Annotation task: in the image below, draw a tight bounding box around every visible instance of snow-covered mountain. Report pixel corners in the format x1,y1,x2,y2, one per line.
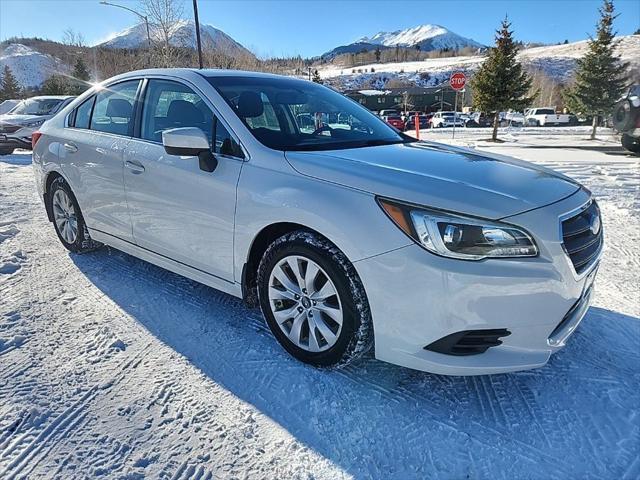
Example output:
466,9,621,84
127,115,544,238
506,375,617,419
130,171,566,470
359,24,483,50
97,20,252,57
0,43,68,88
322,23,483,59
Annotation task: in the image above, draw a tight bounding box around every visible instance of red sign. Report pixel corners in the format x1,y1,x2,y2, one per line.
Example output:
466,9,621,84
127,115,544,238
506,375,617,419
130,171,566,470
449,72,466,91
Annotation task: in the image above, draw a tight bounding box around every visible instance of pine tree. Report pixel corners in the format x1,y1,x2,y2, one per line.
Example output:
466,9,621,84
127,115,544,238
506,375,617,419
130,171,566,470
68,57,91,95
40,75,68,95
563,0,628,139
72,57,90,82
374,46,381,63
470,17,535,141
311,69,323,84
0,65,22,101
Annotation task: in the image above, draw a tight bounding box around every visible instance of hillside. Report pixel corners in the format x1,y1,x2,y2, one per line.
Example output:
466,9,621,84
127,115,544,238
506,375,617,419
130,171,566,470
0,43,68,88
319,35,640,90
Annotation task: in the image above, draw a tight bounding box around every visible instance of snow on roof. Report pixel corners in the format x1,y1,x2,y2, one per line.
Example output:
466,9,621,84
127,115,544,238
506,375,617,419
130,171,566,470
357,89,392,96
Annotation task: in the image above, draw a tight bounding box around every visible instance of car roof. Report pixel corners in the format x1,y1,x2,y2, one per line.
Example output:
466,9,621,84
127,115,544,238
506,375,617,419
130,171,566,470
26,95,75,100
113,68,300,82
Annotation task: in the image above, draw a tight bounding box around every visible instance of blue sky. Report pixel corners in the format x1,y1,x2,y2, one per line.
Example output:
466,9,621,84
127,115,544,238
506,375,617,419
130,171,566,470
1,0,638,57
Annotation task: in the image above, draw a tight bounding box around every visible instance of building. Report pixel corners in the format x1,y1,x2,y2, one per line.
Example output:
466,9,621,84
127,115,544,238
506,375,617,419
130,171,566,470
344,86,459,113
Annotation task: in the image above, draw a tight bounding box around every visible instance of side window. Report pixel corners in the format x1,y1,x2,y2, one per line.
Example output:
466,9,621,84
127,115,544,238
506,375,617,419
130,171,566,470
73,96,95,129
90,80,140,136
141,79,213,144
214,118,243,158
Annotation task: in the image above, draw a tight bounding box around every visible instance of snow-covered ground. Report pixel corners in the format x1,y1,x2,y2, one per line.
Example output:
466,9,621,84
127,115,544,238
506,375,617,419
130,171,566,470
1,130,639,479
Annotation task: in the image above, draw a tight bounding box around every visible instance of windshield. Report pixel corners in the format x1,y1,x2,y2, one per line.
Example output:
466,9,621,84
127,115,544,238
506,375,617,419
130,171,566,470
10,98,64,116
206,75,411,151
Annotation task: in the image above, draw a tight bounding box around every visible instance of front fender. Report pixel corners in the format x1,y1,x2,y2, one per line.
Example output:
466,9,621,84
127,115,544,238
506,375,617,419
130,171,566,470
233,160,411,279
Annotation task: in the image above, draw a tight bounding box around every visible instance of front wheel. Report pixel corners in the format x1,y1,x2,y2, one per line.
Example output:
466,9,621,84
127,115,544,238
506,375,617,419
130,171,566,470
621,134,640,154
47,176,101,253
257,231,372,367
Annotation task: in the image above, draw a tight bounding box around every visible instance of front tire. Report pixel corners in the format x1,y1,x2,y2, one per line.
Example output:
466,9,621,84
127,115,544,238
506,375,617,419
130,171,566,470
621,134,640,154
257,231,372,368
47,176,101,253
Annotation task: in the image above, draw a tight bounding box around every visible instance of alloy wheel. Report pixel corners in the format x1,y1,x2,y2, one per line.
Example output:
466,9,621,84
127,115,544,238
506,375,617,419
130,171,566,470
52,189,78,244
268,255,343,352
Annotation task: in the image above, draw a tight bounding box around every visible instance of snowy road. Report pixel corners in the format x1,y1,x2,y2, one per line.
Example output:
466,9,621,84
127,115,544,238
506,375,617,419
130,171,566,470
1,133,639,479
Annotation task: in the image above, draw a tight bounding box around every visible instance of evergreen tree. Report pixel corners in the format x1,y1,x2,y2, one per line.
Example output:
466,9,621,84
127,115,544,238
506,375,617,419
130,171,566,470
374,46,381,63
470,17,535,141
563,0,628,139
0,65,22,101
311,69,323,84
40,75,69,95
72,57,90,82
67,57,91,95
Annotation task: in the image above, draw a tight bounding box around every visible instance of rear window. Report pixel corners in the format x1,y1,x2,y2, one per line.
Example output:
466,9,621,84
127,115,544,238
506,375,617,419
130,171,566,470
536,109,555,115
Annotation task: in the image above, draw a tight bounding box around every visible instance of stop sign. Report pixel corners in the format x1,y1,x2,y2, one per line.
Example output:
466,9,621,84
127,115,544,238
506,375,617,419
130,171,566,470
450,72,466,91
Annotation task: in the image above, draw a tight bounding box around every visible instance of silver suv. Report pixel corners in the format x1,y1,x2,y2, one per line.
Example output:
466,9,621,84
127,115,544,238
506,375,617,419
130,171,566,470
0,95,75,155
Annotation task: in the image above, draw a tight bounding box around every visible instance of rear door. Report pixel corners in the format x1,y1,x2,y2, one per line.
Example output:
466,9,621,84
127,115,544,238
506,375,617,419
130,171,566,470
59,79,141,242
123,78,245,281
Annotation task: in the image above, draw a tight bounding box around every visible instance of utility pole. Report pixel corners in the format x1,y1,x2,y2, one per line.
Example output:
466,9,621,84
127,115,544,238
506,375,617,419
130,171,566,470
192,0,204,69
99,1,152,66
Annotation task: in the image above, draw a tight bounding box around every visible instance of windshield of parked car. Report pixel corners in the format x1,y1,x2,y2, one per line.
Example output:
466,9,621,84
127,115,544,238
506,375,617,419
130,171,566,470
206,75,412,151
9,98,64,116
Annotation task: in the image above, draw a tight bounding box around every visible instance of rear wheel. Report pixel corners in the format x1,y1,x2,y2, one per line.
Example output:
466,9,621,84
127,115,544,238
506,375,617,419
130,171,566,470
257,231,372,367
47,176,101,253
621,134,640,154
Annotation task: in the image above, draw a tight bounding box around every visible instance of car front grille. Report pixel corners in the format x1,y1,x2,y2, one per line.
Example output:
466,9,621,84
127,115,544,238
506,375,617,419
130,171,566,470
0,124,21,134
561,201,603,274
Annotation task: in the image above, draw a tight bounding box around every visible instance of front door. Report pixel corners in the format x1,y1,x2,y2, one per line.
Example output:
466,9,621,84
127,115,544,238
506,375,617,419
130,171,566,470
123,78,245,282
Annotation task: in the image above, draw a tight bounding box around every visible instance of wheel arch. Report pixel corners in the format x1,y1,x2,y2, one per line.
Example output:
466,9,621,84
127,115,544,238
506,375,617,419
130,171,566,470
43,170,66,222
242,222,327,306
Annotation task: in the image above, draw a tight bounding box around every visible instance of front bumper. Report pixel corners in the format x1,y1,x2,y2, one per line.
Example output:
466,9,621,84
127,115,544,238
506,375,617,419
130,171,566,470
0,126,36,150
354,189,601,375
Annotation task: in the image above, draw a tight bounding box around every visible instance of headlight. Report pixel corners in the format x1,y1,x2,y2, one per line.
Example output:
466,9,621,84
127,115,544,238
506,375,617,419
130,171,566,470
24,119,45,128
378,198,538,260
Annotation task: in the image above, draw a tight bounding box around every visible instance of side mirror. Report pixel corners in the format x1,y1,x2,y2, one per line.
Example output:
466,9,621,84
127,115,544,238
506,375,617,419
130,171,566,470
162,127,217,172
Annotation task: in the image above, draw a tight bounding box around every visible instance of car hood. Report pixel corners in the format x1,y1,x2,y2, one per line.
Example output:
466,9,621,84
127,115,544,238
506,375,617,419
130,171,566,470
285,141,580,219
0,114,45,125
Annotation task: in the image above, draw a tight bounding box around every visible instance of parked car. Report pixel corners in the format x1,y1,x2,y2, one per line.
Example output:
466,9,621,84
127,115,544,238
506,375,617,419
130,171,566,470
612,84,640,154
0,99,20,115
384,115,405,130
0,95,75,155
402,110,419,121
430,111,465,128
524,108,572,126
32,69,602,375
403,114,431,130
465,112,493,128
499,111,525,127
378,109,399,117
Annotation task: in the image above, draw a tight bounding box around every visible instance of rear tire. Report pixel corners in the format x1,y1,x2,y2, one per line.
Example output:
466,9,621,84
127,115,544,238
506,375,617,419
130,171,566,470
47,176,101,253
257,231,372,368
621,134,640,154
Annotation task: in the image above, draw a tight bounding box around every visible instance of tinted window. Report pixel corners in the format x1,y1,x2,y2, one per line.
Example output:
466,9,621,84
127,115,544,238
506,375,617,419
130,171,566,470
73,96,95,129
214,118,243,158
537,109,555,115
90,80,140,136
207,75,409,151
141,79,213,143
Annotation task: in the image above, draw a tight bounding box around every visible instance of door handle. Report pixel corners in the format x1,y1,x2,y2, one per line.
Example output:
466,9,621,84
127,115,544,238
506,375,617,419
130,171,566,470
63,142,78,153
125,160,145,174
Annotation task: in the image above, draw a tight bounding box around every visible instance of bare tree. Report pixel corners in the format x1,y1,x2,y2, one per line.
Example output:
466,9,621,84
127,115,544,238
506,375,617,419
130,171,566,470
62,28,85,47
140,0,185,67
